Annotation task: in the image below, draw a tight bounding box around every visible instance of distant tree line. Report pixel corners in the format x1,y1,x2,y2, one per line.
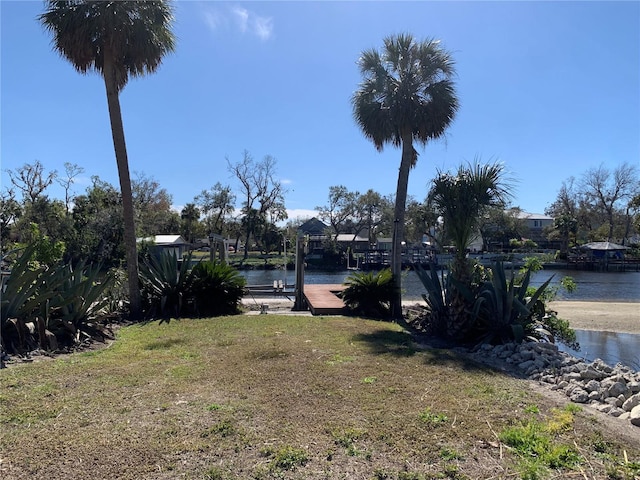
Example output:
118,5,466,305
0,152,287,268
545,162,640,255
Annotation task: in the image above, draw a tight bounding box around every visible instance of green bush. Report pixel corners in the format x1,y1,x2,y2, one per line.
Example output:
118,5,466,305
189,261,246,317
341,269,397,319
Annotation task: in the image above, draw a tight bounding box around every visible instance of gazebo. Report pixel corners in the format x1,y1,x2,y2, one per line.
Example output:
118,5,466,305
579,241,630,270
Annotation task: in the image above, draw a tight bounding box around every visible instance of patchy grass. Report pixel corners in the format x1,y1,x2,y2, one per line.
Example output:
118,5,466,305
1,315,639,479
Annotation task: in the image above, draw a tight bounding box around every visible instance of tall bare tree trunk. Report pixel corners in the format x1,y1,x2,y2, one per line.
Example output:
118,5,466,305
103,58,141,319
390,132,414,319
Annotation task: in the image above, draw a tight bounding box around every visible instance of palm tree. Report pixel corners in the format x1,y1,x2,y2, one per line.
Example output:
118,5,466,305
428,161,513,339
39,1,176,318
352,33,458,319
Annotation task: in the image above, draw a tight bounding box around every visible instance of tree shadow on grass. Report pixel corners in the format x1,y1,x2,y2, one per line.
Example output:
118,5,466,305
351,328,515,374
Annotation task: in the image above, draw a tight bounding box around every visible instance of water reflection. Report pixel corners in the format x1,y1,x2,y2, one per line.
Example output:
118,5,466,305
560,330,640,371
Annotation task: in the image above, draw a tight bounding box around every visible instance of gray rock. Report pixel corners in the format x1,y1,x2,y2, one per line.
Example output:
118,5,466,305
563,372,582,382
520,350,535,361
541,375,556,384
588,391,602,401
630,405,640,427
624,394,640,413
607,382,630,398
518,360,535,370
581,365,607,380
584,380,601,392
605,397,623,407
570,389,589,403
609,407,625,417
593,359,614,374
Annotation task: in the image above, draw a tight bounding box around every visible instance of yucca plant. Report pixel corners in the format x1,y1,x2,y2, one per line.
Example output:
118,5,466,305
188,261,246,317
139,250,193,321
340,269,398,319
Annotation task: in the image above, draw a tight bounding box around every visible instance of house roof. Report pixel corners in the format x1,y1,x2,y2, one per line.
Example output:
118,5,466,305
138,235,189,245
336,233,368,243
580,241,629,251
298,217,327,235
515,211,553,221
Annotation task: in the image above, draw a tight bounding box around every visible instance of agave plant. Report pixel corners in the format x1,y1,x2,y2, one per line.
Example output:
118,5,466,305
414,264,453,334
2,246,116,352
1,245,45,326
139,250,194,321
1,245,46,353
45,260,116,344
188,261,246,317
340,269,397,319
467,261,554,345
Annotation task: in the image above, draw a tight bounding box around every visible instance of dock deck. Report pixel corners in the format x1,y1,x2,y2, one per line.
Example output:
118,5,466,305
303,284,346,315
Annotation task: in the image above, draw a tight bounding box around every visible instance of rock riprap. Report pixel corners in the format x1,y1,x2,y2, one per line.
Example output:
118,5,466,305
470,341,640,427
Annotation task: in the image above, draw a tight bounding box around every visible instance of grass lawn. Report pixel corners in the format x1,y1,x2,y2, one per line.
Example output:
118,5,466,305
1,315,639,479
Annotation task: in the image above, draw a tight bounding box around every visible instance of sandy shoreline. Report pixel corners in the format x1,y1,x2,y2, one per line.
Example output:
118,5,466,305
242,297,640,335
548,301,640,335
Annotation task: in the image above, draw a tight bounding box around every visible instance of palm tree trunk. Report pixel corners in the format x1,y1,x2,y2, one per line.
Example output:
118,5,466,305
390,131,414,319
103,57,142,319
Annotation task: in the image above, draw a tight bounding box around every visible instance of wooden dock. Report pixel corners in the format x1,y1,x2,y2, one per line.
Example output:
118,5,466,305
303,284,346,315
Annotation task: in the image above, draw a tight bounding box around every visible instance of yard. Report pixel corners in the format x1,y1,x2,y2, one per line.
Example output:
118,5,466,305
1,315,639,479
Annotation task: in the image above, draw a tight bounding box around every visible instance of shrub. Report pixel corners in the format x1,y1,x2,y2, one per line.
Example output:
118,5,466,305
43,259,115,346
414,264,452,333
341,269,397,319
466,261,554,344
414,261,577,347
1,245,116,352
139,250,193,321
188,261,246,317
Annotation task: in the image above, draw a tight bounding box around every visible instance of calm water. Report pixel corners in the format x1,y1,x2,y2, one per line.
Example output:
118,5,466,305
240,268,640,302
560,330,640,371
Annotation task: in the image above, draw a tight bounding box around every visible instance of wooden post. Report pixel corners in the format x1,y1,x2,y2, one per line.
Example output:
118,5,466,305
293,232,307,311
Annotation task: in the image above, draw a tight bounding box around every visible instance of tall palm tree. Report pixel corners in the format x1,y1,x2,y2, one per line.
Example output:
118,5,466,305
428,161,513,338
352,33,458,319
39,1,176,318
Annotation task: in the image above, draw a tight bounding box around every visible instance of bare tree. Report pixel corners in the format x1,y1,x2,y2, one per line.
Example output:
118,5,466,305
581,162,639,242
6,160,57,203
227,151,286,258
57,162,85,212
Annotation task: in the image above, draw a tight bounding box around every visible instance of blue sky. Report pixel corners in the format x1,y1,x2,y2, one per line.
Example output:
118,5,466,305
2,1,639,222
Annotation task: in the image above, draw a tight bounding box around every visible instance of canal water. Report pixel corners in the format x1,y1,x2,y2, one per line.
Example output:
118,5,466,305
240,268,640,302
240,268,640,368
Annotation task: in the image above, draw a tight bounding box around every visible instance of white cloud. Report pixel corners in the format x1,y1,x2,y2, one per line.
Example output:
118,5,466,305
202,4,273,41
253,15,274,41
286,209,317,222
203,10,222,31
232,6,249,33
